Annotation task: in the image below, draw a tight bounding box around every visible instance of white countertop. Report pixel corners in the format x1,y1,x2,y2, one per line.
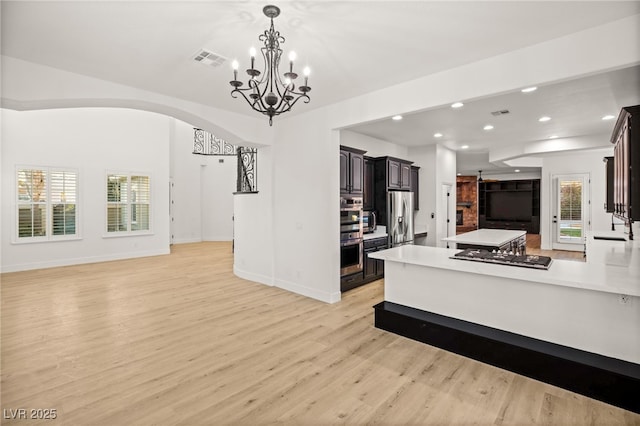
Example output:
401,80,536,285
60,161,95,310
363,232,388,241
370,244,640,297
587,230,639,269
363,226,387,241
441,229,525,245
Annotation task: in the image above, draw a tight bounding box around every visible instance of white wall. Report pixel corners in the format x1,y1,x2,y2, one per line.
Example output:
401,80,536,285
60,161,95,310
406,146,436,244
233,146,274,286
405,145,456,247
435,146,458,247
540,148,614,249
170,119,236,243
339,130,409,159
1,108,171,272
272,109,342,303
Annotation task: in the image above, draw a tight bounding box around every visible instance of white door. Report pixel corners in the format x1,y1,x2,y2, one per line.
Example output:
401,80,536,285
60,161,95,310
438,184,452,248
551,174,590,251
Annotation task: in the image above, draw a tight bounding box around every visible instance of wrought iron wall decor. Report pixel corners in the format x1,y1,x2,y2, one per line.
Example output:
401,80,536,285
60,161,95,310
229,5,311,126
193,128,258,193
236,147,258,193
193,128,237,156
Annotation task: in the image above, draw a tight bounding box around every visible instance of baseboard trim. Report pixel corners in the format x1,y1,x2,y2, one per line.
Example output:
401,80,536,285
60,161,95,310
1,248,171,273
275,278,340,304
374,301,640,414
233,265,274,287
171,237,202,244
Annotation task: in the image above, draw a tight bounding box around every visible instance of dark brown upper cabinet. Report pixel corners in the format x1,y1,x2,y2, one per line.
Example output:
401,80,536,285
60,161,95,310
604,156,614,213
340,146,366,195
410,166,420,210
372,156,415,225
376,157,413,191
363,157,375,210
610,105,640,226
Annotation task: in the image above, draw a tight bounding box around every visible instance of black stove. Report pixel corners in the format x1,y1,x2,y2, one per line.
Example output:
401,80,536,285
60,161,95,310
451,249,552,270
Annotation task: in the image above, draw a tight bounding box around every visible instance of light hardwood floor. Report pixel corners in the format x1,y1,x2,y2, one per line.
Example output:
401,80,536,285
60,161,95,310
2,242,637,425
525,234,585,261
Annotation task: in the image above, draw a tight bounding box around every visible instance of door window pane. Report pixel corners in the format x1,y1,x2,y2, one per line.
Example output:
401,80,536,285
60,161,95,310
559,179,582,240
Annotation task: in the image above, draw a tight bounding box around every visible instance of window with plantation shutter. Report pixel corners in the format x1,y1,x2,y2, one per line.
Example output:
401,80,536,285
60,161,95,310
16,167,79,242
51,171,77,236
106,173,151,234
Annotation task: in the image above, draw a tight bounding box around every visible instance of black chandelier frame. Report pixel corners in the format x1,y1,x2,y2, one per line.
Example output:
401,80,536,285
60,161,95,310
229,5,311,126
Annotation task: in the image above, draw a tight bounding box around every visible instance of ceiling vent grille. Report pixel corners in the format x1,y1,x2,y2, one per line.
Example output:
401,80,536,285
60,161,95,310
491,109,510,116
193,49,227,67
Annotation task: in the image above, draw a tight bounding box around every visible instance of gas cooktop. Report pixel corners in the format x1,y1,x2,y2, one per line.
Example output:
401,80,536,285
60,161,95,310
451,249,552,270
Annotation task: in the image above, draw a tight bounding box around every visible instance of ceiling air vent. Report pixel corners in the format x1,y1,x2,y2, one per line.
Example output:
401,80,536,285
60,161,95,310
491,109,510,116
192,49,227,67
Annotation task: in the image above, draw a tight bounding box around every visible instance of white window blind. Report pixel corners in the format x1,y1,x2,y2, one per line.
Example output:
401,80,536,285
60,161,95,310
51,170,78,236
16,167,78,241
106,173,150,234
131,175,150,231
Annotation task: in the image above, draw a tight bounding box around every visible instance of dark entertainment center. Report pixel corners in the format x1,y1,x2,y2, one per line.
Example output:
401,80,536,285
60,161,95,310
478,179,541,234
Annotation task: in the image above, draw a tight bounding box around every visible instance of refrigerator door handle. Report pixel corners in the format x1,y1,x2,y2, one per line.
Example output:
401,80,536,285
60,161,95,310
402,197,408,240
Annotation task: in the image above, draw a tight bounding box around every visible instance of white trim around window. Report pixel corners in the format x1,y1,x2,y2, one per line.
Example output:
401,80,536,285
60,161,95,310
14,166,80,244
104,171,152,237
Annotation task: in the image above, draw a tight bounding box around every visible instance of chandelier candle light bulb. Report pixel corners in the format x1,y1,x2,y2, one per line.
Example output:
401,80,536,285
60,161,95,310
229,5,312,126
249,47,256,69
288,51,296,73
232,60,239,81
303,66,310,86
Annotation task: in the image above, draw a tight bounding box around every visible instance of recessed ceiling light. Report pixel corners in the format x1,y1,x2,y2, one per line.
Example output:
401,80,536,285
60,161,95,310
483,125,494,131
451,102,464,109
602,115,615,120
549,135,558,139
457,173,461,176
521,87,537,93
392,115,403,121
515,169,521,173
460,145,469,149
434,133,443,138
538,116,551,122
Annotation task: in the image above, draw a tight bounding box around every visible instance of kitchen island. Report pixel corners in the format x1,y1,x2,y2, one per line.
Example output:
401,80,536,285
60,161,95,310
369,237,640,413
442,228,526,252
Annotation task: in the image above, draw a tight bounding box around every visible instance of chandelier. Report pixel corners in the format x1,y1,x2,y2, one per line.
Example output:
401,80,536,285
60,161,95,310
229,5,311,126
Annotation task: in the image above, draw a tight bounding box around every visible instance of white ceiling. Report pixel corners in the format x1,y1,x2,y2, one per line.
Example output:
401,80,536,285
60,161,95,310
346,65,640,173
2,1,640,172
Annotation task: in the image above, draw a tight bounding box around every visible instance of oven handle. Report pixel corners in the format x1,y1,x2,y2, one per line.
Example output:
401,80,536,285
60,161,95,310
340,238,363,247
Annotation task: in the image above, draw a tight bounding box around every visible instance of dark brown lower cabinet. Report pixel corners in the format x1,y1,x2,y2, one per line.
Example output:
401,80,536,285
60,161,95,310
364,247,384,281
341,236,388,292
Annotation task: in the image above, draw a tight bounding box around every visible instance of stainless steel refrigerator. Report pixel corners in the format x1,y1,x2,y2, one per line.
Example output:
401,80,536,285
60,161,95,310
388,191,414,247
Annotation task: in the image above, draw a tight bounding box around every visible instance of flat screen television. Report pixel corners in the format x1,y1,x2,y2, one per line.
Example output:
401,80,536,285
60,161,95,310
487,191,532,221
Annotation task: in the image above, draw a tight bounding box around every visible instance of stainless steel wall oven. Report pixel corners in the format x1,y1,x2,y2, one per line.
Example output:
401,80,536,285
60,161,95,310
340,196,363,276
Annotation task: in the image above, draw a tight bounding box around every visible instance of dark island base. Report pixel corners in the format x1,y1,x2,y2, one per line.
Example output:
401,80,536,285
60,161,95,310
373,301,640,414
